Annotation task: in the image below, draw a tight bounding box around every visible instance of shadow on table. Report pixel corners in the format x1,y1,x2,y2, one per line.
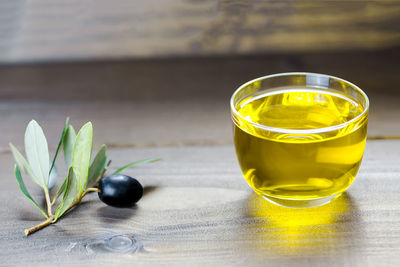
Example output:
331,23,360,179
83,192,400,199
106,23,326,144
244,192,361,257
96,186,159,222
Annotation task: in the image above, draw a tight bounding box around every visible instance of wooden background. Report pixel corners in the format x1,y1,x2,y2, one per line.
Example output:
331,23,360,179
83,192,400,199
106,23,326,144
1,0,400,266
1,0,400,62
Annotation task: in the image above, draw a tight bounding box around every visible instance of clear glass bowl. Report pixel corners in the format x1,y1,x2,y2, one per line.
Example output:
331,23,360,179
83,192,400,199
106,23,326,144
231,72,369,208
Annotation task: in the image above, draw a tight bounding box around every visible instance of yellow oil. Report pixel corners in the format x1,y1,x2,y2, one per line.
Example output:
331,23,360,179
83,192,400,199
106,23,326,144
233,88,367,204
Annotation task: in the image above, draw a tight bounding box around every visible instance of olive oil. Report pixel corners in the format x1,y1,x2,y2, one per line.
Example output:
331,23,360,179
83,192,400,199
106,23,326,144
233,88,367,206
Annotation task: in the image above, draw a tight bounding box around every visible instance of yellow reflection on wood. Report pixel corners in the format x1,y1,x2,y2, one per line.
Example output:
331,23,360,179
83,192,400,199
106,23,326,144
245,193,359,256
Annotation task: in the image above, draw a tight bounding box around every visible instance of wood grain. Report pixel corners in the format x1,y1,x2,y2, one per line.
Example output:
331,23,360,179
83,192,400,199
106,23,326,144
0,87,399,153
1,49,400,101
1,0,400,62
1,141,400,266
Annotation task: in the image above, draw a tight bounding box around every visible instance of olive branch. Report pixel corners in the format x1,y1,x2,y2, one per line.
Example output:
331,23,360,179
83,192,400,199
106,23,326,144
10,118,159,236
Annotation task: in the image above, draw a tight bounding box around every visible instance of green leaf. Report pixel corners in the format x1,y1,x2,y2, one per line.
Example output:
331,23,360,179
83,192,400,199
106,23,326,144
112,158,161,175
9,143,42,186
48,164,58,189
86,145,107,189
51,173,68,205
72,122,93,195
54,167,78,220
24,120,50,188
49,117,69,175
63,125,76,168
14,165,47,218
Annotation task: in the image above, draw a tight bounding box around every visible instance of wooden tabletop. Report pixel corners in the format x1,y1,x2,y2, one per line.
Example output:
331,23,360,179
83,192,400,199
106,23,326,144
1,98,399,266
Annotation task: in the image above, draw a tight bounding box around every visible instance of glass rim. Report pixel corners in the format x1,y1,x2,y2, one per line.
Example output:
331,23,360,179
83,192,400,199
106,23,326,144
230,72,370,134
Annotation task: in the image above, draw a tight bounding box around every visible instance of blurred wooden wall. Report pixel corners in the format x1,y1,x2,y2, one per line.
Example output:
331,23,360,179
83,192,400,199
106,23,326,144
0,0,399,100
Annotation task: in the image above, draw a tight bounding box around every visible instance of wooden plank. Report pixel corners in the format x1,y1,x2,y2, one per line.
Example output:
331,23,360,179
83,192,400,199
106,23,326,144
0,100,231,151
1,49,400,101
1,0,400,62
1,90,399,153
1,140,400,266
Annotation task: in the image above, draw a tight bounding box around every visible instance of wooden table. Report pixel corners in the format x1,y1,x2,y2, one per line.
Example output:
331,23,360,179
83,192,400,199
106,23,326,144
1,1,400,265
1,99,399,266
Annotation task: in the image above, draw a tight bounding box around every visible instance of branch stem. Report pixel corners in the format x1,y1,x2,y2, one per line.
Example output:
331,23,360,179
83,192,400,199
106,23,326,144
24,216,54,236
84,187,101,195
25,186,100,236
44,188,53,217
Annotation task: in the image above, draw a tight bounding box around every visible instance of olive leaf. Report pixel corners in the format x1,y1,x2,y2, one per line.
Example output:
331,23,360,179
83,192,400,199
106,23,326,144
14,165,47,218
24,120,49,188
112,158,161,175
63,125,76,168
9,143,41,186
49,117,69,175
51,174,68,205
72,122,93,195
86,145,107,189
54,167,78,221
48,164,58,189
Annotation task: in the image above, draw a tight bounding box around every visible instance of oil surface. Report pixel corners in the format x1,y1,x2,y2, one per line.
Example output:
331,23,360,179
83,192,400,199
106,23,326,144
233,88,367,201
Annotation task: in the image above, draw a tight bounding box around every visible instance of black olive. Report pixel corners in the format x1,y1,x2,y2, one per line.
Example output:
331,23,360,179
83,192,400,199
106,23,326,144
98,174,143,208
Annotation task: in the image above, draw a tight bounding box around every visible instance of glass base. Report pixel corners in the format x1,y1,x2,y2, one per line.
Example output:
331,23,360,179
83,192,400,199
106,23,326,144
262,193,340,208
